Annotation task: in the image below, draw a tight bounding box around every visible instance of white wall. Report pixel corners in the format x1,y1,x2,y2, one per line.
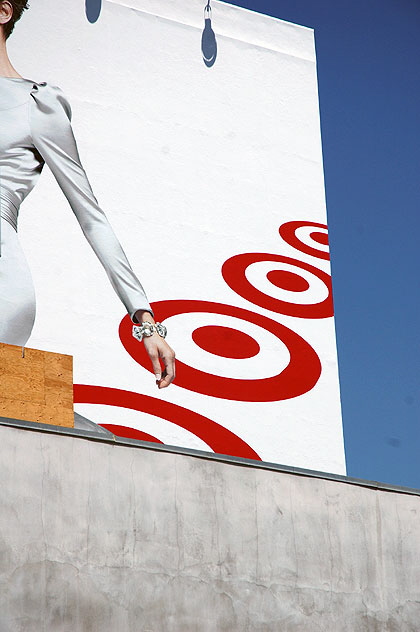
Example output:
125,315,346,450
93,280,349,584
9,0,345,473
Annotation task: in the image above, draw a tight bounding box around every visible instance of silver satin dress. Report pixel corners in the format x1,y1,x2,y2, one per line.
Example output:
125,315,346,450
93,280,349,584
0,77,152,346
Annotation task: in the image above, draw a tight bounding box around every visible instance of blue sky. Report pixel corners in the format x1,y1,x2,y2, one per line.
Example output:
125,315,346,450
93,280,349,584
222,0,420,489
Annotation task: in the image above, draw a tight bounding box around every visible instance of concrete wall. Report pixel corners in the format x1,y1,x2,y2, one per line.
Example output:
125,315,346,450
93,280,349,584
0,423,419,631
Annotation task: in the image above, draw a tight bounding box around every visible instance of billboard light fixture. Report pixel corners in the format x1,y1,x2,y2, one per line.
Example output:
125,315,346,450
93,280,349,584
202,1,217,67
85,0,102,23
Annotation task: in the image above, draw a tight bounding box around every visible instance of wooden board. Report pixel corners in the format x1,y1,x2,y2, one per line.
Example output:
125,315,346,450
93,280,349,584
0,343,74,428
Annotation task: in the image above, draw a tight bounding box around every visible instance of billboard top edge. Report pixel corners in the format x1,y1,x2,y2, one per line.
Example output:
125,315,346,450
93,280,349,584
108,0,315,62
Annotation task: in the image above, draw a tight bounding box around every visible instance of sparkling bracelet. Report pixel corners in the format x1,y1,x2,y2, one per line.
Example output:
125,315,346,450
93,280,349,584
132,321,167,343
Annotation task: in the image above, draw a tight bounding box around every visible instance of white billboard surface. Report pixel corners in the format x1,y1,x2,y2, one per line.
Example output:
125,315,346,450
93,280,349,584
8,0,346,473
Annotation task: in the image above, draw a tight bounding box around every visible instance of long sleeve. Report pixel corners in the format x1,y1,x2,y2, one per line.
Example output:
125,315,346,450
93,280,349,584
29,83,152,321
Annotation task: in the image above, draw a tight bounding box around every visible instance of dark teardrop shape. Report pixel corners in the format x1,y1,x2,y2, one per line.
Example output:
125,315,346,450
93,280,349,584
86,0,102,23
201,17,217,67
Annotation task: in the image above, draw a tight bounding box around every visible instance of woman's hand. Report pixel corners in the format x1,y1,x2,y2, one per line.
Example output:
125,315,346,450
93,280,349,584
134,310,176,388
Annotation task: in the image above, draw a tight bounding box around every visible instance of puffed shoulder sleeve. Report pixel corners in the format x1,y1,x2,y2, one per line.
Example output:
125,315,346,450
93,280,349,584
29,83,153,321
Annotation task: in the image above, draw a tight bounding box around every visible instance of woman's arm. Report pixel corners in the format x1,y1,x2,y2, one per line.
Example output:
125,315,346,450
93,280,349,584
29,83,175,387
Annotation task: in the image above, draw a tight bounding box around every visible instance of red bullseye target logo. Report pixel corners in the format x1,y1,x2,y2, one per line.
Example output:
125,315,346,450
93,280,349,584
279,221,330,260
73,217,334,462
74,385,261,460
222,254,333,318
165,311,290,380
119,300,321,402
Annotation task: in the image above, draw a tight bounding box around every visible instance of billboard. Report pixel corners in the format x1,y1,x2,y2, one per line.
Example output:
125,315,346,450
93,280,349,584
2,0,345,474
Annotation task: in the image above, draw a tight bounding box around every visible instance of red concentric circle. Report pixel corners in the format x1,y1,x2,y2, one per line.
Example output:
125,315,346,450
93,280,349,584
119,300,321,402
267,270,310,292
222,254,333,318
310,231,329,246
74,384,261,460
192,325,260,359
100,424,164,444
279,221,330,260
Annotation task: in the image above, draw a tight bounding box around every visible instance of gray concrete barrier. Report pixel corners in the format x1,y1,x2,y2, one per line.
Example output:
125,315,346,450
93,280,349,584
0,422,419,631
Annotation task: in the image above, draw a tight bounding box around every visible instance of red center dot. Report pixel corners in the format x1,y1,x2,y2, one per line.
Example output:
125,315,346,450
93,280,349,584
310,231,329,246
266,270,310,292
192,325,260,359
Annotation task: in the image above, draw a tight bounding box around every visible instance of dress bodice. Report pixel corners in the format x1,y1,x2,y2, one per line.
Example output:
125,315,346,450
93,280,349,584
0,78,47,227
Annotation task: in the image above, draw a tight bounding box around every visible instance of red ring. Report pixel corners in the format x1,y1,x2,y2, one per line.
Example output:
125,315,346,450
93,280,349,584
222,254,333,318
119,300,321,402
74,384,261,460
100,424,164,444
279,221,330,260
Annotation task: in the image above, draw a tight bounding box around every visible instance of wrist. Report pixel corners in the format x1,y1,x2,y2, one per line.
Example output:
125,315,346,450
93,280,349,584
134,309,155,325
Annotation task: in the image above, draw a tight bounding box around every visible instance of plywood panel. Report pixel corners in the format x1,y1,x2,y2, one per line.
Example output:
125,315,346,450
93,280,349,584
0,343,74,427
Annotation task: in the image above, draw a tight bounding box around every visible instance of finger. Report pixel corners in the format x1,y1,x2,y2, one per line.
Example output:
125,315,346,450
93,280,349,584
147,348,162,382
158,375,172,389
158,351,176,388
158,372,173,388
